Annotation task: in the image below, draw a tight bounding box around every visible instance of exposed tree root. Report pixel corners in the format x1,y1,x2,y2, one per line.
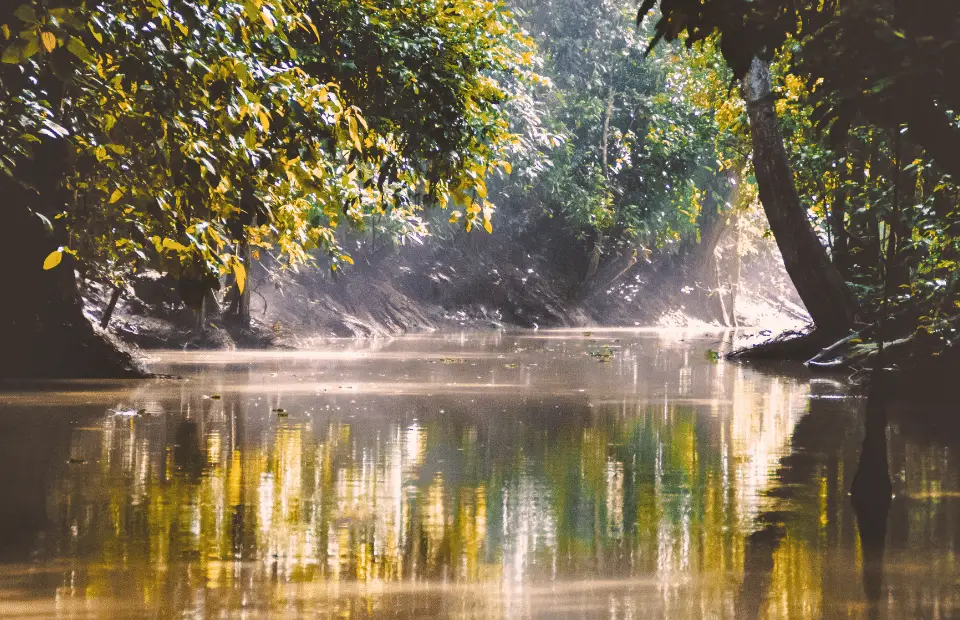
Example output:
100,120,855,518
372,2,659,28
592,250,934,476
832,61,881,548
726,327,838,362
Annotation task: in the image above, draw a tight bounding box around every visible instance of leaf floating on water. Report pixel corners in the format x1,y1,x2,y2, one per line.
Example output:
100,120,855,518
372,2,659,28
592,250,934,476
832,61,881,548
705,349,721,362
504,363,518,369
273,408,288,417
587,345,615,363
209,394,222,400
68,458,87,465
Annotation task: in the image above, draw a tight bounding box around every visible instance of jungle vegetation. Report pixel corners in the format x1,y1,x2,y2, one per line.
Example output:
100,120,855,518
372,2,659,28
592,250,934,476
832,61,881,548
2,0,959,380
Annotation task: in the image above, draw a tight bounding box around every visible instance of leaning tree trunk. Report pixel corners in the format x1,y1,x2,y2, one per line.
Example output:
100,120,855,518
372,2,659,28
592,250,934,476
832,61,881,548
742,58,857,336
0,168,145,379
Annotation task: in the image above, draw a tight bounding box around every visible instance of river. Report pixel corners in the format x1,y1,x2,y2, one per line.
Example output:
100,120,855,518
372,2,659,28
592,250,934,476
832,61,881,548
0,329,956,619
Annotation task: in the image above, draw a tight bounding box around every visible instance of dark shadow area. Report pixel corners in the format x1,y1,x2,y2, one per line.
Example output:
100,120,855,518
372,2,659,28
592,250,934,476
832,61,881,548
851,374,893,617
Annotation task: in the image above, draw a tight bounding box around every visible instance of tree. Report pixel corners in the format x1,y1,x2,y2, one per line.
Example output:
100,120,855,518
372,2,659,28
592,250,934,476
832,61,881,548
638,0,859,336
741,58,856,335
500,0,734,296
0,0,534,377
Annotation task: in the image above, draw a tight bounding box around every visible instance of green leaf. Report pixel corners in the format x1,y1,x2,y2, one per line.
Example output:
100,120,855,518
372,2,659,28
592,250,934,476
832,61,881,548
244,0,260,22
1,42,25,64
43,249,63,270
13,5,38,23
66,36,94,63
21,34,39,60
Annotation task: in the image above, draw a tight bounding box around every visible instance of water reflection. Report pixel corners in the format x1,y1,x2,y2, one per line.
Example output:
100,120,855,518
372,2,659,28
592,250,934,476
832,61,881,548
0,330,957,619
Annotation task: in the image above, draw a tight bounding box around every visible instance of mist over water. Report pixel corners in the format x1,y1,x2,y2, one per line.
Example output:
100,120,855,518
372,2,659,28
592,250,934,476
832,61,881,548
0,330,956,619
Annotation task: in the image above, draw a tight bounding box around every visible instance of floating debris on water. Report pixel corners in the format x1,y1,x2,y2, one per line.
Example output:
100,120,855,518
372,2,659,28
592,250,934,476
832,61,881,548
587,345,615,363
109,407,141,417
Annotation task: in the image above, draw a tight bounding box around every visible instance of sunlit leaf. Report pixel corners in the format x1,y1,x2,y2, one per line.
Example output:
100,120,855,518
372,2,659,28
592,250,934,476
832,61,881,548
234,260,247,294
40,32,56,53
43,249,63,270
66,36,94,63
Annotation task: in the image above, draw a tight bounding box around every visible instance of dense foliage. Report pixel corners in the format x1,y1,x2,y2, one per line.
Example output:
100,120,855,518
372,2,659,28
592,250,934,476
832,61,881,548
642,0,960,350
1,0,534,302
517,2,721,246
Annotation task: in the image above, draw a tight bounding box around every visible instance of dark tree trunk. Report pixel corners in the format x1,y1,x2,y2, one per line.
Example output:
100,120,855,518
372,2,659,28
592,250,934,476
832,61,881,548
225,234,252,328
100,285,123,330
0,165,144,379
830,151,851,277
742,58,857,336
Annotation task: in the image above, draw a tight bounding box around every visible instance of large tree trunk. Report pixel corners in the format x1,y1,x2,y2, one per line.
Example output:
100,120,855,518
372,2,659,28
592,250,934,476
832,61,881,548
742,58,857,336
693,198,731,326
225,233,252,328
0,175,145,379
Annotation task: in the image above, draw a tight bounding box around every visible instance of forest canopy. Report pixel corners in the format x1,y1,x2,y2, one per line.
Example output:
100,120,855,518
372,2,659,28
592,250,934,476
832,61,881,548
1,0,534,282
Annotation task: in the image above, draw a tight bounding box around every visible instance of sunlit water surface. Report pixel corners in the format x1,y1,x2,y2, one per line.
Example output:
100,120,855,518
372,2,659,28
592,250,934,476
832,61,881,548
0,330,957,619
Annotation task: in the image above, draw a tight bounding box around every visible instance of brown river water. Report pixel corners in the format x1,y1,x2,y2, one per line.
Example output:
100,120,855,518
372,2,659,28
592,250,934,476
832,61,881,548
0,329,957,619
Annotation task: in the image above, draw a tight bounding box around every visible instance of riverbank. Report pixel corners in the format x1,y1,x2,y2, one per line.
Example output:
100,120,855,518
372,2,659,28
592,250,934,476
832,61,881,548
82,231,807,352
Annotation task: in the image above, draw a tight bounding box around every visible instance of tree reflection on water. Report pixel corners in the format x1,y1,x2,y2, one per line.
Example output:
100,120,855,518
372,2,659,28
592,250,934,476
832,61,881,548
0,332,956,619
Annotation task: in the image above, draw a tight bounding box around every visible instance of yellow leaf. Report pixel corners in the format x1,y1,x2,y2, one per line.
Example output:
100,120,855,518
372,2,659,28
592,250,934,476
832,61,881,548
43,249,63,270
348,116,361,151
40,31,56,53
448,211,462,223
502,161,512,174
483,219,493,234
261,8,276,30
341,254,354,265
258,109,270,132
234,260,246,295
161,238,188,252
109,188,124,204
